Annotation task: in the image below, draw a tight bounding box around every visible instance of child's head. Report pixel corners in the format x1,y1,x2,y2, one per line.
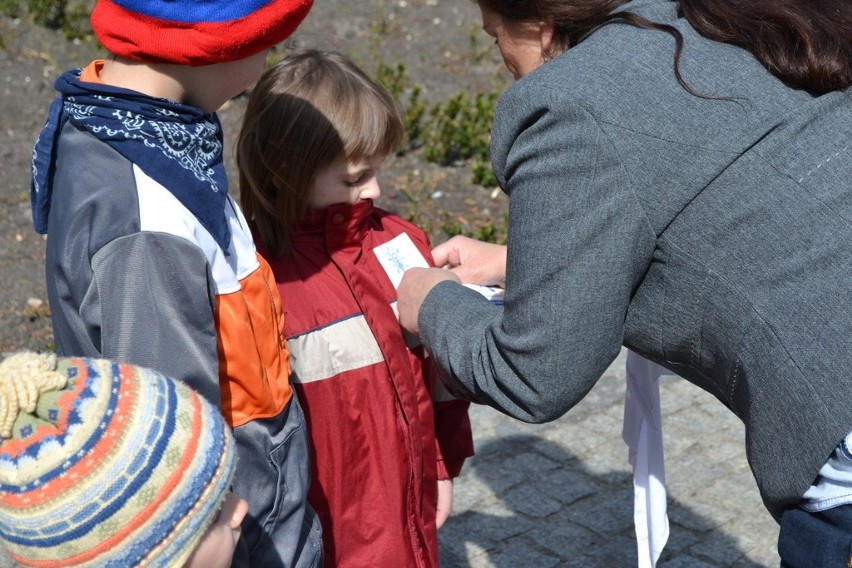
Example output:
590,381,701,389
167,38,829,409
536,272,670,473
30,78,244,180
88,0,314,111
0,353,246,568
90,0,313,67
237,49,405,257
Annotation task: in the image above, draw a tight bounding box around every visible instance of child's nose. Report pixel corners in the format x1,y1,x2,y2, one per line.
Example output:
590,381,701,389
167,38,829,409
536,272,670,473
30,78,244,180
361,180,381,200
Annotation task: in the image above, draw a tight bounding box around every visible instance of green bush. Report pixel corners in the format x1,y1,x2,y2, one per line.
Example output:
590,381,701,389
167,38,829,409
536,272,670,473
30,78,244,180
401,84,427,149
471,218,505,243
422,90,497,166
2,0,92,40
0,0,22,18
422,90,499,187
372,58,498,189
56,0,91,40
439,215,506,245
27,0,64,28
373,61,427,153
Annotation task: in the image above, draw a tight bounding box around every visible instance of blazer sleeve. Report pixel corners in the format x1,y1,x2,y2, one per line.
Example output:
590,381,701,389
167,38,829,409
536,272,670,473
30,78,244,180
419,80,656,423
401,221,476,478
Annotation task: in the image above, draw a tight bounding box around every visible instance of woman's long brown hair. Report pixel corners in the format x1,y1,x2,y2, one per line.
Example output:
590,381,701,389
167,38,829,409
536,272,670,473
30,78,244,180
475,0,852,95
680,0,851,95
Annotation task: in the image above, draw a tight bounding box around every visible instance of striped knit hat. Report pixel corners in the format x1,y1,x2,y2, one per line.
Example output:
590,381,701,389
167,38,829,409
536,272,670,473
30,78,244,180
0,353,237,567
90,0,314,66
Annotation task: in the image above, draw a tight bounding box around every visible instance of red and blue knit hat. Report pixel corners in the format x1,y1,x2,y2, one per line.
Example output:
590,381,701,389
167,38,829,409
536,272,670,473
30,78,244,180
90,0,314,65
0,353,237,567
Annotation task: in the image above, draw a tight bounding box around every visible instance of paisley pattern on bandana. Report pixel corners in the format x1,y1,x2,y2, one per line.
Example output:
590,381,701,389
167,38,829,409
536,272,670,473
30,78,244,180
65,101,225,193
31,68,232,252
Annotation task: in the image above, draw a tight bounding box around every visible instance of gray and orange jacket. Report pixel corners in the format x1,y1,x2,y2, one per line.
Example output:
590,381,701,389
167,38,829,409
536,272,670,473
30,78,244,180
42,63,291,427
39,62,308,559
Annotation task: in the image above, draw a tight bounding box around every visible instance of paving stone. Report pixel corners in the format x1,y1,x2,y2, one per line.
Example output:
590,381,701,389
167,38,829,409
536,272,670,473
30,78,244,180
660,524,702,556
689,535,756,567
451,472,498,514
501,484,563,518
591,532,644,566
565,488,636,535
439,512,497,565
535,467,599,506
464,452,531,495
659,555,717,568
527,511,601,558
668,503,729,533
456,501,537,543
479,542,562,568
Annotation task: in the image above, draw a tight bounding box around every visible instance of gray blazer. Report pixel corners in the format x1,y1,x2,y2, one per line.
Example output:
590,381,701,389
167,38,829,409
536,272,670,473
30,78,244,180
418,0,852,520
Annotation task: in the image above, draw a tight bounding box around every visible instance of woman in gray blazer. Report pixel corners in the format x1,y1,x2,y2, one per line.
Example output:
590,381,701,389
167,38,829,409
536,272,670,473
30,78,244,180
397,0,852,565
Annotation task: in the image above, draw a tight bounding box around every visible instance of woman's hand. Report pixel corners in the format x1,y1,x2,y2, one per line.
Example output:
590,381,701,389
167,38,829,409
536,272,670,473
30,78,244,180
398,267,460,335
432,236,507,288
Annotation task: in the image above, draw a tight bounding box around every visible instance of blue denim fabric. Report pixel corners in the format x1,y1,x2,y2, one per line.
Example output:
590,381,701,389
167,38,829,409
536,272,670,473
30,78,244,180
778,505,852,567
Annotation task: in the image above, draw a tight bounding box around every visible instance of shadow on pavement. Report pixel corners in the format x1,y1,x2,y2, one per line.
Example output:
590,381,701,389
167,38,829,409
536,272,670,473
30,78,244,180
439,434,770,568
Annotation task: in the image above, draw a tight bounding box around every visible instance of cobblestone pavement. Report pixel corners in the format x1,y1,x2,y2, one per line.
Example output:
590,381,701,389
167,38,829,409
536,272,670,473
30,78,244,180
439,349,781,567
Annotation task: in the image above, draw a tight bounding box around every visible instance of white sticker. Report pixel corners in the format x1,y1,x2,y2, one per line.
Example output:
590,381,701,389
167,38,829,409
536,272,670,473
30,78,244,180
373,233,429,289
374,233,505,305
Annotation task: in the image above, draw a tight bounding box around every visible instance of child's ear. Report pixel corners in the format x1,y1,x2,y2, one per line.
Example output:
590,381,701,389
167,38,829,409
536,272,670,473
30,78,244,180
227,495,250,529
539,20,555,56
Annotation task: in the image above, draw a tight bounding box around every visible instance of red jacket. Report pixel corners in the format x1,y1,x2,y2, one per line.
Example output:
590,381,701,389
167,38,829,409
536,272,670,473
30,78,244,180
264,201,474,568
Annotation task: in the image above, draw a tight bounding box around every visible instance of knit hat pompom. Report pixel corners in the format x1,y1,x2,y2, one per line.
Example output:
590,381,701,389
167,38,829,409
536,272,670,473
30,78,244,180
0,353,237,567
91,0,314,66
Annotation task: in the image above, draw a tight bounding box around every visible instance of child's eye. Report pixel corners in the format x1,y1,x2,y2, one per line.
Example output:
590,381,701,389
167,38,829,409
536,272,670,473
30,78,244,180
346,171,374,187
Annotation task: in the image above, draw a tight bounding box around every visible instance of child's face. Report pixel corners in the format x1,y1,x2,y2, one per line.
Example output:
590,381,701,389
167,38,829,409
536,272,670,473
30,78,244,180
184,493,248,568
310,155,384,209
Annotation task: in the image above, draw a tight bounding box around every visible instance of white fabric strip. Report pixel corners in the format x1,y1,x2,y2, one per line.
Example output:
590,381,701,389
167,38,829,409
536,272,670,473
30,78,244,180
134,165,259,295
623,351,670,568
288,314,385,384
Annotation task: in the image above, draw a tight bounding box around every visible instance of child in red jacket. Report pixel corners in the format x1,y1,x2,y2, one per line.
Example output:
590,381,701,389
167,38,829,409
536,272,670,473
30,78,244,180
236,50,475,568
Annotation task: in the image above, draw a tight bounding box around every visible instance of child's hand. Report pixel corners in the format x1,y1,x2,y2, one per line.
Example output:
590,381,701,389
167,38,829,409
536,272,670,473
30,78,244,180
436,479,454,529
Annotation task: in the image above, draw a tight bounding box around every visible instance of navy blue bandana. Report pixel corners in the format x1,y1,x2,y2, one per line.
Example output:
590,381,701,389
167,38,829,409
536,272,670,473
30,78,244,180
31,67,231,252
